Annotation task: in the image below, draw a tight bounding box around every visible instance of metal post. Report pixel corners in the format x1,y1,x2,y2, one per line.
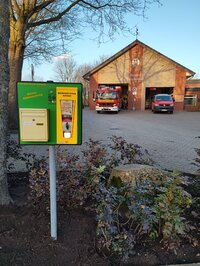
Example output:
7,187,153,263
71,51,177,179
49,145,57,240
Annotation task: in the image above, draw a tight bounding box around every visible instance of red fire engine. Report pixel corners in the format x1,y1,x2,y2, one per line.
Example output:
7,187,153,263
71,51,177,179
95,86,122,113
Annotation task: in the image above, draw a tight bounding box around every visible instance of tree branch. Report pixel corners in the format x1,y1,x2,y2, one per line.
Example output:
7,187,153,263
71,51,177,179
79,0,131,10
11,0,21,16
27,0,82,28
27,0,54,20
10,1,17,22
80,0,113,9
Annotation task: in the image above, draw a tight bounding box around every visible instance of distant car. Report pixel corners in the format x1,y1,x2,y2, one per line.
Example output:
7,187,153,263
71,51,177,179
152,94,174,114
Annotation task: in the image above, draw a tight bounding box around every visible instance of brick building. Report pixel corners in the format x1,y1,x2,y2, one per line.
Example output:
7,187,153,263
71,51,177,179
185,79,200,111
83,39,200,111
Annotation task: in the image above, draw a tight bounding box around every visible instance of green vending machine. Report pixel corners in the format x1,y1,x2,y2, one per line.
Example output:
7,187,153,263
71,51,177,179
17,81,82,145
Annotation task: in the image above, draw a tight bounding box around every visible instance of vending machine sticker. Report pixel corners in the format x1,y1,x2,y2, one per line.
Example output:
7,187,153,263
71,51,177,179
60,100,74,139
56,88,78,144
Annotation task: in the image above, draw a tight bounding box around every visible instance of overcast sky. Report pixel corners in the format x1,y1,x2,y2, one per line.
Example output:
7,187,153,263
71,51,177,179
22,0,200,81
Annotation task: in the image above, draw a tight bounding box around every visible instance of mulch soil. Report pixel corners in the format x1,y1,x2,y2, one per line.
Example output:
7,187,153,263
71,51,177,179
0,173,200,266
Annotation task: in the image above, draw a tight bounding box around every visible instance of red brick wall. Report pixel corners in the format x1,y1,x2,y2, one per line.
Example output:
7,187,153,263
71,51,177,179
185,81,200,111
89,72,98,110
174,67,186,111
185,91,200,111
129,44,143,111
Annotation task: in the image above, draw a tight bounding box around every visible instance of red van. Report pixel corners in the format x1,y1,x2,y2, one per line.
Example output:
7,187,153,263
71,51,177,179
152,94,174,114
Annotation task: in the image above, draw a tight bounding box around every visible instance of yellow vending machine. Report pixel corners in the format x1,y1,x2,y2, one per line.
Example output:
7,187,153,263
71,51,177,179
56,87,79,144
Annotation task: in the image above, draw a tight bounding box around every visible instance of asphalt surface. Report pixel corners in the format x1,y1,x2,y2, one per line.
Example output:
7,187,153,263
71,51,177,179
11,108,200,175
81,108,200,174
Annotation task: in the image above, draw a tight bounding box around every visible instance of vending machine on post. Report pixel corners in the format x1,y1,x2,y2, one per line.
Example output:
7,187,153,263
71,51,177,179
17,81,82,240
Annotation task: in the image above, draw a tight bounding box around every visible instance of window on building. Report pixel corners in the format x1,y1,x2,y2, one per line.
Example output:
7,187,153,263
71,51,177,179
184,95,197,106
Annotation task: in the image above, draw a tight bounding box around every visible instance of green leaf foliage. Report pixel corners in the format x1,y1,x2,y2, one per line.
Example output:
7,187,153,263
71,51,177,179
28,137,193,261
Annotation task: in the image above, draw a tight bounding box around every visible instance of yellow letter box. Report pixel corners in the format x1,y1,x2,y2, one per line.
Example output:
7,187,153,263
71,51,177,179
19,108,49,142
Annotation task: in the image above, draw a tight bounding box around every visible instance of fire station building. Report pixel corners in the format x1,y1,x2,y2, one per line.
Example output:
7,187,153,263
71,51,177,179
83,39,200,111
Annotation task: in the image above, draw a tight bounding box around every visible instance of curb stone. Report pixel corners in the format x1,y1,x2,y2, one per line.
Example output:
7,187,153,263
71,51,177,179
160,263,200,266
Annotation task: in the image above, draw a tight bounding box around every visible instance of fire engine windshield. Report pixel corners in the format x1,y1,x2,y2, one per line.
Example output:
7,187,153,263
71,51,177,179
98,91,117,99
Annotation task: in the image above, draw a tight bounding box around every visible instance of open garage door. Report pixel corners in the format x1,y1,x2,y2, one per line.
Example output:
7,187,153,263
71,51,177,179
145,87,174,109
98,84,129,110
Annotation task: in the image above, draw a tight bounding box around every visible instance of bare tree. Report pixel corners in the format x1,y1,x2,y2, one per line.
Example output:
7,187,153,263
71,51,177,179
8,0,161,128
53,56,93,105
74,63,93,106
54,56,77,82
0,0,12,204
74,55,110,105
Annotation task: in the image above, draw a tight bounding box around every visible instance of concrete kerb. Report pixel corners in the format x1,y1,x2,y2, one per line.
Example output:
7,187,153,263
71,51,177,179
160,262,200,266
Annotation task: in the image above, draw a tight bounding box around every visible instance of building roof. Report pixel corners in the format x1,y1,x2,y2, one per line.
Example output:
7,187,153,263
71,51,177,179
186,79,200,84
83,39,195,80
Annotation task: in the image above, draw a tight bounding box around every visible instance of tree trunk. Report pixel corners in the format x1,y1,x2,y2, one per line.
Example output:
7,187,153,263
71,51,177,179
8,20,25,129
0,0,12,204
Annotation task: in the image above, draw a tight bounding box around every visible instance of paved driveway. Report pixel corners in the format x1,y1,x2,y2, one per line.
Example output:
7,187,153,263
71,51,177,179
16,108,200,175
81,108,200,174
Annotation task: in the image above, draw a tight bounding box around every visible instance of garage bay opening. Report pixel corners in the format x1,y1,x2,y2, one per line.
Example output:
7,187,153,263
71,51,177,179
95,84,128,113
145,87,174,109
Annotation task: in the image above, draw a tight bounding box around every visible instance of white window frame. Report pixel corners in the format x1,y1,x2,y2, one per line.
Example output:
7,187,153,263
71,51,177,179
184,95,197,106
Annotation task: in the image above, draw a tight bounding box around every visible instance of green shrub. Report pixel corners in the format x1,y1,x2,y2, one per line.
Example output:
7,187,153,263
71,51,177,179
29,151,82,210
95,171,192,260
28,137,192,261
153,174,192,239
7,138,34,171
195,148,200,175
29,157,50,209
